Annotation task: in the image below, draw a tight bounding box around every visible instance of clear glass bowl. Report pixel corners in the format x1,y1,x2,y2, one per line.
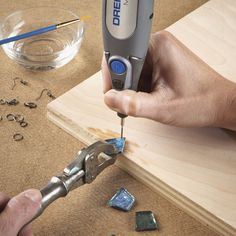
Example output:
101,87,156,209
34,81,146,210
0,7,84,71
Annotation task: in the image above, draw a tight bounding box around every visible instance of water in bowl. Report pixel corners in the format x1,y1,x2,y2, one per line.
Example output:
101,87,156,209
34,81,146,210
9,26,83,71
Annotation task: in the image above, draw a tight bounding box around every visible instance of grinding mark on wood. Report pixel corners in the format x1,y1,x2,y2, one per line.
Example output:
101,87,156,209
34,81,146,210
125,141,140,155
87,127,120,140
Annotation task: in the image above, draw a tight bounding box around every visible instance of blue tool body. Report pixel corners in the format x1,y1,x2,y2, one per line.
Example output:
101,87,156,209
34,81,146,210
102,0,154,91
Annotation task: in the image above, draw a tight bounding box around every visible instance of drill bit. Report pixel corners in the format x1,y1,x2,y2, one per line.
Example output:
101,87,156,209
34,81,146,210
118,113,127,138
120,118,124,138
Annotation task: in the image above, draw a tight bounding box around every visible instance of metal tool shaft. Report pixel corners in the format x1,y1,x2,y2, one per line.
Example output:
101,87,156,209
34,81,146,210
118,113,126,138
20,170,85,233
38,177,68,216
120,118,124,138
39,170,85,216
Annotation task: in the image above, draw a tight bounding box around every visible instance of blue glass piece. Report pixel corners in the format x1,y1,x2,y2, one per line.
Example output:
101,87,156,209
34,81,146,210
108,187,135,212
135,211,159,231
105,138,126,154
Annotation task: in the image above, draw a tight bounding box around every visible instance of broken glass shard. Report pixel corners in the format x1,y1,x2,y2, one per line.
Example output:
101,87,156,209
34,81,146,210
105,137,126,154
135,211,159,231
108,187,135,211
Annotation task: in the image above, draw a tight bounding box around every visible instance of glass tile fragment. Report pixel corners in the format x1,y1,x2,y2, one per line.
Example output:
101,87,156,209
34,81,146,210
135,211,159,231
108,187,135,211
105,137,126,154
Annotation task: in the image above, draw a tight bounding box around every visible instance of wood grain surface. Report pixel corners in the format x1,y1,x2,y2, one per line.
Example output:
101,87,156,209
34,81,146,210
47,0,236,235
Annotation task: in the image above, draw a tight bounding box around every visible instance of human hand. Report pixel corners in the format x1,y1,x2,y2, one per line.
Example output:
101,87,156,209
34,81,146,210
0,189,42,236
102,31,236,130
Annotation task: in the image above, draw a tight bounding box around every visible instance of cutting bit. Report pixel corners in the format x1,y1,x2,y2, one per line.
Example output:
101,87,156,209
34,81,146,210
118,113,127,139
120,118,124,138
22,138,125,230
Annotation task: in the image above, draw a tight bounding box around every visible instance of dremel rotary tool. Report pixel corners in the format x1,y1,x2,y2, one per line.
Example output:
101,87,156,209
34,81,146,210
102,0,154,137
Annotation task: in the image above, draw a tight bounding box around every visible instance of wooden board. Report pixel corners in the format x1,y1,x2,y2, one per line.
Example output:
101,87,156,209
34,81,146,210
47,0,236,235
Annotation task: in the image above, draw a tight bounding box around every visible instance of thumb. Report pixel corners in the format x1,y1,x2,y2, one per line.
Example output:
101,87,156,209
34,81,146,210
104,89,158,118
0,189,42,236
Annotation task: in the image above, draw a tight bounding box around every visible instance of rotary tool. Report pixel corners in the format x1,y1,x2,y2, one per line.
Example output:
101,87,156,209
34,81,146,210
102,0,154,137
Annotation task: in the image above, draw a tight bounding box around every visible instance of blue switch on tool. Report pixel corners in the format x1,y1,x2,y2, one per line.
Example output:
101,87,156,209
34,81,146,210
110,60,126,74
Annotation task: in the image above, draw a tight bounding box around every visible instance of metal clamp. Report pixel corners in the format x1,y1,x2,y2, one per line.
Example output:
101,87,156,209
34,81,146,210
22,138,125,230
64,141,116,184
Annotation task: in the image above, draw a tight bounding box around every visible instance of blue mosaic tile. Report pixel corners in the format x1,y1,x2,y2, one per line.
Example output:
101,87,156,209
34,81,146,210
105,138,126,154
135,211,159,231
108,187,135,212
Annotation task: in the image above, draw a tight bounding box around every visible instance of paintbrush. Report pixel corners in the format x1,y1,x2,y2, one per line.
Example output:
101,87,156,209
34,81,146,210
0,16,90,45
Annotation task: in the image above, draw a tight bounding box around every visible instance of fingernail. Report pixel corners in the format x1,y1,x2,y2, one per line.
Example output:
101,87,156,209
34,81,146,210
107,90,118,95
105,90,119,109
23,189,42,203
106,90,119,100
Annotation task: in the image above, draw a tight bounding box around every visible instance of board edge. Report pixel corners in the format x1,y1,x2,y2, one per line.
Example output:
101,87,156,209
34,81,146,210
47,105,236,236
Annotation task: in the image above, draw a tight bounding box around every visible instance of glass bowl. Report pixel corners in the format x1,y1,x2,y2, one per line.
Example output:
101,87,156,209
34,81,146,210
0,7,84,71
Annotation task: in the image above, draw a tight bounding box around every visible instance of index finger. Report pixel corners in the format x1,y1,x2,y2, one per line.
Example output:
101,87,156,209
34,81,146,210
101,55,112,93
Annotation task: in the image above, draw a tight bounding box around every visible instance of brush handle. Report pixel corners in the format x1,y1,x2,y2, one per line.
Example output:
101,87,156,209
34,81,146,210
0,25,56,45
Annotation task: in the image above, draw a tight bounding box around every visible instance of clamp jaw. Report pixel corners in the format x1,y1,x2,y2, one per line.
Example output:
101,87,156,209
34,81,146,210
30,138,125,223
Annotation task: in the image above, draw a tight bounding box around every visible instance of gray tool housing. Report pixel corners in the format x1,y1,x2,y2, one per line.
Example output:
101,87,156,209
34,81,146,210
102,0,154,91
